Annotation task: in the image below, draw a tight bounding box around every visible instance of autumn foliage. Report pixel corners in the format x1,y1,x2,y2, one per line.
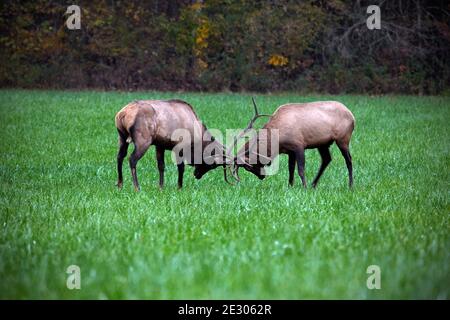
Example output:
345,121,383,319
0,0,449,93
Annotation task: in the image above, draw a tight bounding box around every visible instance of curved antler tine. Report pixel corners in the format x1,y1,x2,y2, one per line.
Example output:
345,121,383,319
230,164,240,182
252,97,272,118
223,166,236,185
225,97,263,160
252,96,259,116
222,153,239,185
232,162,240,182
229,156,240,182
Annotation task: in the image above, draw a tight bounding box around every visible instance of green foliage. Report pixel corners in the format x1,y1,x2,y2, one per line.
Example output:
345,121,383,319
0,90,449,298
0,1,449,93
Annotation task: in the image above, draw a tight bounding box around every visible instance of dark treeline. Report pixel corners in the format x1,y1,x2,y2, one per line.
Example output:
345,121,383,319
0,0,449,94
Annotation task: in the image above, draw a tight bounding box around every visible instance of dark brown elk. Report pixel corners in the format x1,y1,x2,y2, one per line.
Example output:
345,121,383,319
115,99,226,190
229,99,355,188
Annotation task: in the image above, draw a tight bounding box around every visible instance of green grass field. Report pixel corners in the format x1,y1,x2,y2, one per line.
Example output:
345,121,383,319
0,90,448,299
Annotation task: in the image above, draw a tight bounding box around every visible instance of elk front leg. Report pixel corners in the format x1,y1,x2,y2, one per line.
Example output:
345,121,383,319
177,162,185,189
294,148,307,188
156,147,165,189
288,151,296,186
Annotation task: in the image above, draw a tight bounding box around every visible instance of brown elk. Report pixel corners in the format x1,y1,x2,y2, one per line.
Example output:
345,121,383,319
115,99,227,190
227,98,355,188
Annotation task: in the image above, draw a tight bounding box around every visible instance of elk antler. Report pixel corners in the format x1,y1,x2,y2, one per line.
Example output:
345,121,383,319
223,165,237,185
224,97,272,183
222,152,241,185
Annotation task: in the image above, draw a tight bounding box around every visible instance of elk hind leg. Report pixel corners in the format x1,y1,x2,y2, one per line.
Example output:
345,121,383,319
312,146,332,188
294,148,307,188
129,128,152,192
336,140,353,188
117,130,129,189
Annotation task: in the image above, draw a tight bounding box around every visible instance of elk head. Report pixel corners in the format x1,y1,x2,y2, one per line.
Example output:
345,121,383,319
193,134,228,180
192,130,238,183
194,97,271,184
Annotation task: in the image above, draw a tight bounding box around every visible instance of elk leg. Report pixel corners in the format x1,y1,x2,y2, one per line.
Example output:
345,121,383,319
312,146,332,188
156,147,165,189
129,141,151,192
177,162,185,189
294,148,307,188
288,151,296,186
337,142,353,188
116,130,129,189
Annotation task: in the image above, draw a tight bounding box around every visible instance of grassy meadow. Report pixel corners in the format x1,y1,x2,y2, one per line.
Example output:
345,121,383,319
0,90,448,299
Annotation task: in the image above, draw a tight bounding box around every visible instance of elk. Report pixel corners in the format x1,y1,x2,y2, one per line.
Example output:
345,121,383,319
115,99,227,190
228,98,355,188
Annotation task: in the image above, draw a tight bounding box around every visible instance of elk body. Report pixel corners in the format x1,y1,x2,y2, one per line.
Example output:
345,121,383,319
234,101,355,188
115,99,224,190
